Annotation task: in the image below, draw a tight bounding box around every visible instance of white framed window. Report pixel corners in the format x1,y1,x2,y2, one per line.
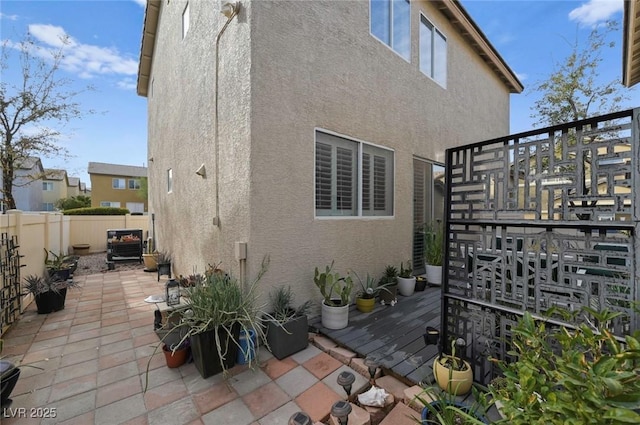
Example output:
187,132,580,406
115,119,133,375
126,202,145,213
42,182,54,191
419,14,447,88
167,169,173,193
370,0,411,61
315,130,394,217
112,178,126,189
100,201,121,207
128,179,141,190
42,203,55,211
182,3,190,39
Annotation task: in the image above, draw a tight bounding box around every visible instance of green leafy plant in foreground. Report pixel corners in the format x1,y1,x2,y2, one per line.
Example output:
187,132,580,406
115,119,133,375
490,307,640,425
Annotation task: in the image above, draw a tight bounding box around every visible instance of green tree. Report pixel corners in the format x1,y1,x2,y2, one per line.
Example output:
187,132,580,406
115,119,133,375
0,32,92,210
530,21,628,127
136,176,148,201
55,195,91,210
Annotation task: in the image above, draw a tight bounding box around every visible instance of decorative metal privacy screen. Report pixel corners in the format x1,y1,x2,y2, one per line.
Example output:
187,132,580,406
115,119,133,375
0,233,23,335
442,109,639,384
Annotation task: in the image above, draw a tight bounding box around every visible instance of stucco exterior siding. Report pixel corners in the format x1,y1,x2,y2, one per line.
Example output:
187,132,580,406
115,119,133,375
244,0,511,305
140,0,516,310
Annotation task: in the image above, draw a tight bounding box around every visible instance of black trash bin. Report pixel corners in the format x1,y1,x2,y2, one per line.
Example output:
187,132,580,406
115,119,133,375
1,360,20,408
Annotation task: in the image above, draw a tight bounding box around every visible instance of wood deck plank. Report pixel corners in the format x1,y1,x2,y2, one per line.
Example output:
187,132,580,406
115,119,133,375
313,286,442,385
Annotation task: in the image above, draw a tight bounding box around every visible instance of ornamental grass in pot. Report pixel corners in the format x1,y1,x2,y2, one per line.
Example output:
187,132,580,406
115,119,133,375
264,286,311,360
145,257,270,385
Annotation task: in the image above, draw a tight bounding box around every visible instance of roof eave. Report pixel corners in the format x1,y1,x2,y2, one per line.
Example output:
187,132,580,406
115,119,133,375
436,0,524,94
137,0,161,97
623,0,640,87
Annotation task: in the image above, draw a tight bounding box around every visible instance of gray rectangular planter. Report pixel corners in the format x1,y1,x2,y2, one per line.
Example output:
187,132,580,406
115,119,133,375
265,315,308,360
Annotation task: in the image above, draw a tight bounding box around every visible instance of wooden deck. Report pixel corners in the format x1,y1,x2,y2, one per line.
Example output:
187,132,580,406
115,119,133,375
311,285,442,386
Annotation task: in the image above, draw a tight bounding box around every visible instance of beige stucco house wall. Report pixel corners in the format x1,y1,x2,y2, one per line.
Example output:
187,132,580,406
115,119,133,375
137,0,522,309
42,169,69,211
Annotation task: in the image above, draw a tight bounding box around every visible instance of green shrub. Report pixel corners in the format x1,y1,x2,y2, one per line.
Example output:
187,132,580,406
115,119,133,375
491,307,640,424
63,207,130,215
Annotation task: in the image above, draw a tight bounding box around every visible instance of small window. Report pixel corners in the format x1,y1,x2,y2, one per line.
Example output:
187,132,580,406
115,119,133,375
42,203,55,211
100,201,121,208
128,179,141,190
420,15,447,87
182,3,190,39
112,178,126,189
42,182,54,191
167,169,173,193
370,0,411,61
315,130,394,217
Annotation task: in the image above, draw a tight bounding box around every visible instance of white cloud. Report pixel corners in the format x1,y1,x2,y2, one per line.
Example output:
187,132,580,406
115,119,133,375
515,72,528,82
26,24,138,79
568,0,623,26
117,78,137,90
133,0,146,7
0,12,19,21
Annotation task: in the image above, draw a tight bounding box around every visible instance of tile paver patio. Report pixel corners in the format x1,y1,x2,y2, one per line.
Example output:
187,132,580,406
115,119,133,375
1,267,354,424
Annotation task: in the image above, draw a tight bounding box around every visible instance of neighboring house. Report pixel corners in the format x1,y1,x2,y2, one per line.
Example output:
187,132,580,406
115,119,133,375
87,162,147,212
136,0,522,303
42,169,69,211
67,176,81,198
4,157,45,212
623,0,640,87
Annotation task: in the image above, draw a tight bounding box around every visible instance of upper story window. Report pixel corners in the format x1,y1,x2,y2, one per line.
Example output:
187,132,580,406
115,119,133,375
182,3,190,39
128,179,141,190
315,130,394,217
419,14,447,88
42,182,54,191
112,178,126,189
370,0,411,61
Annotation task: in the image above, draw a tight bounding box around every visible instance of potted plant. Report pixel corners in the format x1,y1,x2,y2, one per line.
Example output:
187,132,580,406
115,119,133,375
412,384,491,424
142,238,157,272
397,260,416,296
379,265,398,305
415,275,428,291
263,286,312,359
424,220,444,285
314,261,353,330
162,339,190,368
23,274,78,314
433,338,473,395
44,249,77,282
352,271,377,313
147,257,269,382
156,251,171,281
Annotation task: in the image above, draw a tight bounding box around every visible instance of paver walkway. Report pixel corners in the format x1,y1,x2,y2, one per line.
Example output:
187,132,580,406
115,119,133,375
1,267,387,425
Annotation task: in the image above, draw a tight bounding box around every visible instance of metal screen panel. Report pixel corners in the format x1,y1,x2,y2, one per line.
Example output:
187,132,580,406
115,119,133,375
443,109,639,384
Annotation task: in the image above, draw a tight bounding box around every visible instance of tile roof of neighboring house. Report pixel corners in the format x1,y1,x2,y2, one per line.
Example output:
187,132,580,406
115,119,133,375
88,162,147,177
16,156,44,171
44,169,67,181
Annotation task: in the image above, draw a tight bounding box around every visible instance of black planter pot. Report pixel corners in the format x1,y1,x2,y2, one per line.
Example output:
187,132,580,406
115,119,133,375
157,262,172,281
0,361,20,408
34,288,67,314
265,315,308,360
190,323,240,378
415,278,427,291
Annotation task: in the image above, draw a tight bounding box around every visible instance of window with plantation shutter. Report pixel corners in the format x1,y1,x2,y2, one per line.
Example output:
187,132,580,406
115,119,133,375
315,130,393,217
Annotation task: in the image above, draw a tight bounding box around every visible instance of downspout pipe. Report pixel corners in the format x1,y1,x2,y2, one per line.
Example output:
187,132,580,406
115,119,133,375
213,2,240,227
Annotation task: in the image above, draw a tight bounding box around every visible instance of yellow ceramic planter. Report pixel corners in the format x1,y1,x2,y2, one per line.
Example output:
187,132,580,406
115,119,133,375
433,356,473,395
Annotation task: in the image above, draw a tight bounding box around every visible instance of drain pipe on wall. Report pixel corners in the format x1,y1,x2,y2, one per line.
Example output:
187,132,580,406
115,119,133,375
212,1,241,227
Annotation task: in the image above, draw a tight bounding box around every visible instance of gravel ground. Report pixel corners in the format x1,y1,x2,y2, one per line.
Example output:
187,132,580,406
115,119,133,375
73,252,148,276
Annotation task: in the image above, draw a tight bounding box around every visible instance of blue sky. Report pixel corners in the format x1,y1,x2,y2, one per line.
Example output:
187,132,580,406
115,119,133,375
0,0,636,188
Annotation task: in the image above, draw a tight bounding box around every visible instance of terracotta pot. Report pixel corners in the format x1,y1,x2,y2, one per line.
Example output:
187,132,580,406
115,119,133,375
433,356,473,395
162,344,189,368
